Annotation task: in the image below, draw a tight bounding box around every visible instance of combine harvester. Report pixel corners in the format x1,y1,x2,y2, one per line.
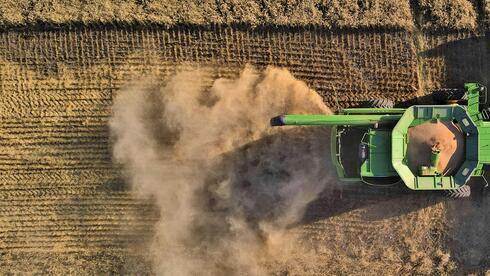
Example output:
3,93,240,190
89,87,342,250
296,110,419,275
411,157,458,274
271,83,488,198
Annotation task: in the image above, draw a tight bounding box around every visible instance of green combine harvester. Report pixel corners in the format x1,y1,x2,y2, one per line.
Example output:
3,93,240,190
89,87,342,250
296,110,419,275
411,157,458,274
271,83,488,198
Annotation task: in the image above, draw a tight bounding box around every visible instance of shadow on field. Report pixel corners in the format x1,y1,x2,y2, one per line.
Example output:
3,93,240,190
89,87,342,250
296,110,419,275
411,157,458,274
395,33,488,107
420,33,489,88
219,126,446,227
301,185,445,223
213,127,333,229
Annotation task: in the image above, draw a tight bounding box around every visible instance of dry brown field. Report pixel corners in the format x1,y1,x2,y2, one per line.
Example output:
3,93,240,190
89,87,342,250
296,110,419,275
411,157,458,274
0,0,487,30
0,1,489,275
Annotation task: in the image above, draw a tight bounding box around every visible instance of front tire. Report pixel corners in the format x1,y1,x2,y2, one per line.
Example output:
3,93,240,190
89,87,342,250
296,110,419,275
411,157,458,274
365,98,394,108
432,88,467,104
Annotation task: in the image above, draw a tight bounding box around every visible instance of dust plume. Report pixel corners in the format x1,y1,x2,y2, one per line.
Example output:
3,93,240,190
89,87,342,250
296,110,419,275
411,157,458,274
109,65,334,275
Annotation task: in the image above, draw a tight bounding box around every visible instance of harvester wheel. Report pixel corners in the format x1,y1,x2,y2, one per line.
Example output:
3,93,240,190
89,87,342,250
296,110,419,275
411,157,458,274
480,107,490,121
366,98,394,108
445,185,471,198
432,88,467,104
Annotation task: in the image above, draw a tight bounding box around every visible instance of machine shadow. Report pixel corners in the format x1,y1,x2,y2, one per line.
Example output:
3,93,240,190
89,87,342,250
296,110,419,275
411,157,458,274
392,34,488,109
216,126,447,228
301,185,446,224
419,33,489,88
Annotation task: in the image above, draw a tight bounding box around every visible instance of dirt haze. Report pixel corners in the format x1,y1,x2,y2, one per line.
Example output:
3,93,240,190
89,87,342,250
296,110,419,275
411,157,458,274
110,66,334,275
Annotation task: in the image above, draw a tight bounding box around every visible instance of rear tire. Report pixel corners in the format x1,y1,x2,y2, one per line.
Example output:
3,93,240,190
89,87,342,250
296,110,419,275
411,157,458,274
480,107,490,121
432,88,467,104
444,185,471,198
366,99,394,108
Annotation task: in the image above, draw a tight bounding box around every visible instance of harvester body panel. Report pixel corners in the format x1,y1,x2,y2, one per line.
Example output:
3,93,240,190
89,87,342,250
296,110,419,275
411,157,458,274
359,129,397,177
392,105,478,190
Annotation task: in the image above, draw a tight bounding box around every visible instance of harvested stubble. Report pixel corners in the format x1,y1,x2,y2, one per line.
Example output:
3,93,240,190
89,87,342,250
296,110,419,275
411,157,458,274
0,0,414,29
417,0,478,30
1,0,489,30
485,0,490,28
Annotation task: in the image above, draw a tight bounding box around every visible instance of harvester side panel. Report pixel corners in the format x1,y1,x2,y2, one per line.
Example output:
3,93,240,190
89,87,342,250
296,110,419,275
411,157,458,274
476,122,490,164
392,105,478,189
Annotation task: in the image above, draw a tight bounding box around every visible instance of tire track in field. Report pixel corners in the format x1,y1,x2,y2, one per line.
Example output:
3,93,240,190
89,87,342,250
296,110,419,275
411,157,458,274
0,25,486,273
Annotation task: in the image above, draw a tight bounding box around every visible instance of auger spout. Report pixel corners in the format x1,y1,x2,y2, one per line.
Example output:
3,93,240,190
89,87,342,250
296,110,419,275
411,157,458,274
270,114,402,126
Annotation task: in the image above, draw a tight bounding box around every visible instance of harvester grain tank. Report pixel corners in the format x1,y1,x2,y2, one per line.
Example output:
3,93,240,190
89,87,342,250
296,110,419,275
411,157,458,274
271,83,488,197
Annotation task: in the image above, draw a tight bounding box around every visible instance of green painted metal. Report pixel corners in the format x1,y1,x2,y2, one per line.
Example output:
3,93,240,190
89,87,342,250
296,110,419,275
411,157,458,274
278,114,402,126
330,126,347,179
392,105,478,190
477,122,490,164
360,129,398,177
419,149,441,176
430,149,441,168
466,83,490,170
342,108,406,114
419,166,438,176
466,82,482,120
271,82,489,191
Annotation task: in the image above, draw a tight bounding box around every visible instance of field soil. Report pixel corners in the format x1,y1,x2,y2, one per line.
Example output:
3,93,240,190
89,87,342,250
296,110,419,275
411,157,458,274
0,25,488,274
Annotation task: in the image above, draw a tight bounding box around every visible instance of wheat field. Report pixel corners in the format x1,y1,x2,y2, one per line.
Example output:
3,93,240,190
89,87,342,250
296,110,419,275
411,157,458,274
0,1,489,274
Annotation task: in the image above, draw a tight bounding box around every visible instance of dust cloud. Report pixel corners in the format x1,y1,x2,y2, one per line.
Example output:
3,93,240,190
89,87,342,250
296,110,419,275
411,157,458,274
109,65,334,275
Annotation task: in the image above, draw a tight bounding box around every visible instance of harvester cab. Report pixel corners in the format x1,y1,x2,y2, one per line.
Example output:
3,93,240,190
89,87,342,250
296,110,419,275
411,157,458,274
271,82,488,197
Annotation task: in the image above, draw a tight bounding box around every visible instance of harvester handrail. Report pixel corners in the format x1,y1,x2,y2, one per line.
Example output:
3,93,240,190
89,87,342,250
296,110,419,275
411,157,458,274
342,108,406,114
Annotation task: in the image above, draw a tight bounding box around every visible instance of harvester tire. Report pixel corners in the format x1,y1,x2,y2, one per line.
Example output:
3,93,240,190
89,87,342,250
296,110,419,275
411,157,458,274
432,88,467,104
480,107,490,120
366,98,394,108
445,185,471,198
